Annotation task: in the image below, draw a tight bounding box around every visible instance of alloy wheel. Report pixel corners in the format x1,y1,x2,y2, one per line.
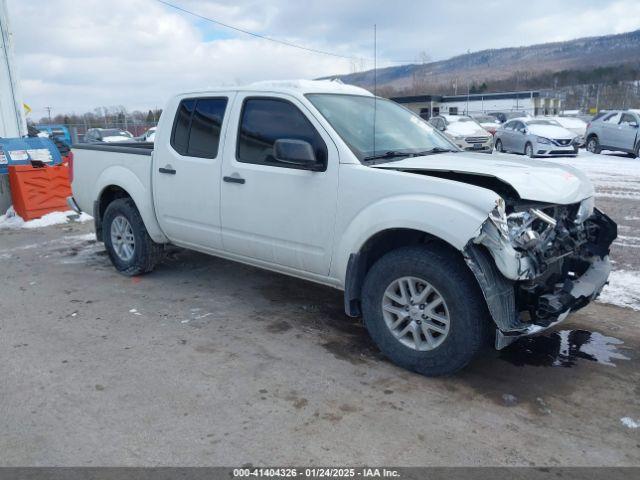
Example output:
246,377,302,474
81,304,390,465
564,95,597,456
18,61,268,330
381,276,450,351
110,215,135,262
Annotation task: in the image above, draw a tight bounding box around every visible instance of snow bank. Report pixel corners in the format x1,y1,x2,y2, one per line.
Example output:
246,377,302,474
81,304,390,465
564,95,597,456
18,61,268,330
597,270,640,311
556,152,640,201
0,206,92,230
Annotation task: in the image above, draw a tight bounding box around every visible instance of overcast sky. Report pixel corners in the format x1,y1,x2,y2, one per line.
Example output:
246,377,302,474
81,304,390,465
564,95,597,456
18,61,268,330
7,0,640,119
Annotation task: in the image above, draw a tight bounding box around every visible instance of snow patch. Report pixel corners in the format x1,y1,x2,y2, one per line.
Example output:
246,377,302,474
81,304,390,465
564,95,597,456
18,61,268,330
0,206,93,230
621,417,639,429
597,270,640,311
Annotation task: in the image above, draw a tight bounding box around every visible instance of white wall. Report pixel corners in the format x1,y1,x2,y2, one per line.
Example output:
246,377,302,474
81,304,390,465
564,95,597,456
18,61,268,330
0,0,26,138
440,97,536,115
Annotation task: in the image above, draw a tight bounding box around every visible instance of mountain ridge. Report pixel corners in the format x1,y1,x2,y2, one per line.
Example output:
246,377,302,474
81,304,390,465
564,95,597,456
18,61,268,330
327,29,640,94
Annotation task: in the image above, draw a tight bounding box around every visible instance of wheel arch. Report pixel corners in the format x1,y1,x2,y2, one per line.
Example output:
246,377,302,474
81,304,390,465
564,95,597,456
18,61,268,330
344,228,471,317
94,166,167,243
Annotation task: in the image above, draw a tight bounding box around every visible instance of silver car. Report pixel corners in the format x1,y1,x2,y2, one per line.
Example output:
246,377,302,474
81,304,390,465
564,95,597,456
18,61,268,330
584,110,640,157
494,118,579,158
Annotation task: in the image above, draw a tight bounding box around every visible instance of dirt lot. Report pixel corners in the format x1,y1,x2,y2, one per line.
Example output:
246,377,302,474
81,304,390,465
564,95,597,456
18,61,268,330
0,217,639,466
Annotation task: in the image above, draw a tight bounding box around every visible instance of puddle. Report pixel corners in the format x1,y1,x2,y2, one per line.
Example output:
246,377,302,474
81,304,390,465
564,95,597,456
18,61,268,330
500,329,630,367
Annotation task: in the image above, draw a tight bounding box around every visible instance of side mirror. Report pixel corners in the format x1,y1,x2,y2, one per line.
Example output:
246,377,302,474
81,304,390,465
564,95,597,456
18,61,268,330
274,139,321,170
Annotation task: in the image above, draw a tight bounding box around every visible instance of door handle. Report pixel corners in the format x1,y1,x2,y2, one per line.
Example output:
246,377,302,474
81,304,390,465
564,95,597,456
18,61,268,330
159,166,176,174
223,176,245,184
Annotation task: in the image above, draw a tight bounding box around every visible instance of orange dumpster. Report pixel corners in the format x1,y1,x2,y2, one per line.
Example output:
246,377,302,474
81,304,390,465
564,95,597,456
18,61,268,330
8,164,72,221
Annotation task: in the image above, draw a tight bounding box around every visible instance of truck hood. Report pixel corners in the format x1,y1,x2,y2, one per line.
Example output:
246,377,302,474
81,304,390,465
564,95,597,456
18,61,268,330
370,152,594,204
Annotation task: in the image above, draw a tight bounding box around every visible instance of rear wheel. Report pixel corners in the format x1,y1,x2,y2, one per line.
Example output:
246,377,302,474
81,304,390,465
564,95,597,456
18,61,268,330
525,142,534,158
586,135,600,154
361,245,490,376
495,139,504,152
103,198,163,276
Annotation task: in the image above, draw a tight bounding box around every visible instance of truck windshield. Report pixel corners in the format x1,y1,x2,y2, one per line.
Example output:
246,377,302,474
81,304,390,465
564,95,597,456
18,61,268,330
306,94,457,163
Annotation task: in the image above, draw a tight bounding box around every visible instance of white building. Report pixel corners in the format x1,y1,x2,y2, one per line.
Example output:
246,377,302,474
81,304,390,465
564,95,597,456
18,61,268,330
390,90,563,119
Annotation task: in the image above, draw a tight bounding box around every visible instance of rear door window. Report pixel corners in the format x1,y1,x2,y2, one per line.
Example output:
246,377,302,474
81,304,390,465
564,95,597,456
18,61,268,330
171,97,228,158
603,112,622,124
619,113,636,126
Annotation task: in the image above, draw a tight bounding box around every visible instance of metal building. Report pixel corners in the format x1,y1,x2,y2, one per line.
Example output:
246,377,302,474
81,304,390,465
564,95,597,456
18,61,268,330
390,90,563,119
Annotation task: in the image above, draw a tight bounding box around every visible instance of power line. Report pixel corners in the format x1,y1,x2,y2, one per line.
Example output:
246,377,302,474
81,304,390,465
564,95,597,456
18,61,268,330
155,0,413,65
156,0,355,60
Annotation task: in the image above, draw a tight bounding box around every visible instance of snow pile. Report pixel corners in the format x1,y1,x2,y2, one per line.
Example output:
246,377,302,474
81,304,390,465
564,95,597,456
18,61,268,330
556,153,640,201
0,206,92,230
621,417,639,429
597,270,640,311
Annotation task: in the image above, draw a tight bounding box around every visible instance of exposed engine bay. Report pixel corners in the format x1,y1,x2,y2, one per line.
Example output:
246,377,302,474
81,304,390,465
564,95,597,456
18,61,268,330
465,196,617,348
376,166,617,348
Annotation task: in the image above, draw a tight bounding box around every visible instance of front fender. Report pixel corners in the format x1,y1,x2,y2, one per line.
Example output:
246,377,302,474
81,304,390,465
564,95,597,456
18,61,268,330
95,165,168,243
331,192,498,284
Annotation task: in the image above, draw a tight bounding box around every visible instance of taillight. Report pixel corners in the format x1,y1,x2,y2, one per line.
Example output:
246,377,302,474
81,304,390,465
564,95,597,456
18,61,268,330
67,151,74,183
587,122,591,130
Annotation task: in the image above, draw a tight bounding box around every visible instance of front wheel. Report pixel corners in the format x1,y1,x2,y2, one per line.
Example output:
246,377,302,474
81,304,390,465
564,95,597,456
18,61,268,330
103,198,163,276
361,245,490,376
586,136,600,154
525,142,534,158
495,139,504,152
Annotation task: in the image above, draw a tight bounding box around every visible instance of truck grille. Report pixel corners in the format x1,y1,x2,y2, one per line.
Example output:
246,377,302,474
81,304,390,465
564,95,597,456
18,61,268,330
465,136,489,143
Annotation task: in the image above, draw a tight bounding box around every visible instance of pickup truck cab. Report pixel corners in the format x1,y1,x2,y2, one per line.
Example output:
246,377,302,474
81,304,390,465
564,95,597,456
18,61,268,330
69,80,616,376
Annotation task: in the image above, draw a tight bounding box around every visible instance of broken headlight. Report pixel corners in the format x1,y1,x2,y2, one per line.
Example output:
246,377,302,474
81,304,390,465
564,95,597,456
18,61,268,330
489,198,558,251
488,198,509,238
574,196,594,224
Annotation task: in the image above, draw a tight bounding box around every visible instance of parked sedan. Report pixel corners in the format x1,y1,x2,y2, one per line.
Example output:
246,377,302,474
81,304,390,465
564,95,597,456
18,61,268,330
584,110,640,157
494,118,579,157
84,128,134,143
135,126,157,142
471,114,501,135
429,114,493,153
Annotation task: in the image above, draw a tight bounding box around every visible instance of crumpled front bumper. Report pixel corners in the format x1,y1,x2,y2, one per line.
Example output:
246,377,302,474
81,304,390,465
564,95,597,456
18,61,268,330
495,256,611,349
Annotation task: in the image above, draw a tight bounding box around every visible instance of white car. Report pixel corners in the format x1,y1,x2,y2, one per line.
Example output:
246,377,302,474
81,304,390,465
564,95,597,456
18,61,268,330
547,116,588,146
68,80,616,376
84,128,134,144
471,114,501,136
137,127,156,142
429,114,493,153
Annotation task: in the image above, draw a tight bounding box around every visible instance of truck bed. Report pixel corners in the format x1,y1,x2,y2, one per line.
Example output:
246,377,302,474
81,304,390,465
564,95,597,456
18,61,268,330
71,142,161,240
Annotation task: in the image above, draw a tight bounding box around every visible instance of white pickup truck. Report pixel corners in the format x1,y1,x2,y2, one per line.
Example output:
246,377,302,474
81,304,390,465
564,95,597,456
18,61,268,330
69,80,617,376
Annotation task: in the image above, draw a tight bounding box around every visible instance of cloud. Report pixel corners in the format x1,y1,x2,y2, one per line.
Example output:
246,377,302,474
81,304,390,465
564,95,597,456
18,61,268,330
6,0,640,119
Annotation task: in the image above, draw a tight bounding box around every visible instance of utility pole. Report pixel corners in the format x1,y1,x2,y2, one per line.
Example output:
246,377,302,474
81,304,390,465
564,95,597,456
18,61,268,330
45,106,52,125
466,82,470,115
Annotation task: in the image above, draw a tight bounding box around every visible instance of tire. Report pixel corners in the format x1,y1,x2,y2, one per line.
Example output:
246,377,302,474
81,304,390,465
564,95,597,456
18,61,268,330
495,139,503,153
361,245,490,376
103,198,163,276
635,144,640,159
586,135,601,154
525,142,534,158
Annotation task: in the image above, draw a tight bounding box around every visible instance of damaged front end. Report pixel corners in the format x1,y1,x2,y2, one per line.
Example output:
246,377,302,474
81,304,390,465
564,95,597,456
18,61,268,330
464,196,617,349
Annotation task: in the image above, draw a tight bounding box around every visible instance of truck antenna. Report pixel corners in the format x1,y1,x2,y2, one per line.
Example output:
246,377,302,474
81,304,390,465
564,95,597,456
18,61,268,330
373,24,377,156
